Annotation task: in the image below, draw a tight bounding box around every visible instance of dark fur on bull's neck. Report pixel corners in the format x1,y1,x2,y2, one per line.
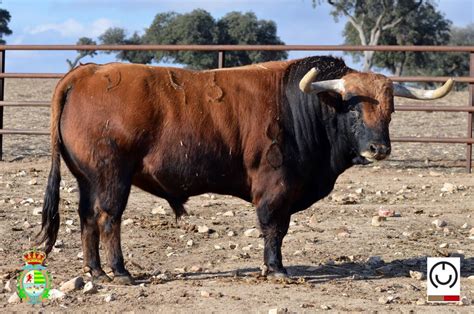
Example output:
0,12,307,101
281,56,356,211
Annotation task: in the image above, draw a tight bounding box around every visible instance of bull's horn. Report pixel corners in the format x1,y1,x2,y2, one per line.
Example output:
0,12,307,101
393,79,454,100
299,68,346,94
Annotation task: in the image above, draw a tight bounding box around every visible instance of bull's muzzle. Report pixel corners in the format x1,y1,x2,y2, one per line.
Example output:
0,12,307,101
361,143,391,161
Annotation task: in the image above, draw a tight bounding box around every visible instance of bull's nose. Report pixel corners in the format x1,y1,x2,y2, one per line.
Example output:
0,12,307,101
368,143,391,159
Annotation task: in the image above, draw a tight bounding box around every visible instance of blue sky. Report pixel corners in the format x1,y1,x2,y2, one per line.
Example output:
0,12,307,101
2,0,473,73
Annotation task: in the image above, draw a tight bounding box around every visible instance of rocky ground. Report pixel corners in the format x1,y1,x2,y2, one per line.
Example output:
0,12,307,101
0,79,473,312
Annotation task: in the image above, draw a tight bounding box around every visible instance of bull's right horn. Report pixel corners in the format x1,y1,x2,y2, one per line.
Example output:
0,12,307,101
393,79,454,100
299,68,346,94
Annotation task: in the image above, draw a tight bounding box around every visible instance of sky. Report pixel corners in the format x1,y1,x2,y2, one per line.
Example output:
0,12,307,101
2,0,473,73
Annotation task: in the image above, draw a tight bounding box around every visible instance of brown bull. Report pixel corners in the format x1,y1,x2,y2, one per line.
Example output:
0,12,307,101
38,56,453,283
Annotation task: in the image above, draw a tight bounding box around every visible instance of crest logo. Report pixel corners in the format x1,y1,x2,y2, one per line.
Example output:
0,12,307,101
17,250,52,304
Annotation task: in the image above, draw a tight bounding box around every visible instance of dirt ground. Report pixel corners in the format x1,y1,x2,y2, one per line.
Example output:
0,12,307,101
0,78,473,312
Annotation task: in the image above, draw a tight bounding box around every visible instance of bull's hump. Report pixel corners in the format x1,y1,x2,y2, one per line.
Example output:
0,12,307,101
76,60,295,78
205,60,293,73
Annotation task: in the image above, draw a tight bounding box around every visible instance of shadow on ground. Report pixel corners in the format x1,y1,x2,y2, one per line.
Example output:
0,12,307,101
131,255,474,285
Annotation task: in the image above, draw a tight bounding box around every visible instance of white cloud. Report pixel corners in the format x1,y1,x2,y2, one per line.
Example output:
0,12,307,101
28,18,115,38
90,18,115,37
11,34,25,45
29,18,83,37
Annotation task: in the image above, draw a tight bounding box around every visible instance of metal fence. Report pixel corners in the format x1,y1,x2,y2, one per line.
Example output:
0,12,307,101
0,44,473,171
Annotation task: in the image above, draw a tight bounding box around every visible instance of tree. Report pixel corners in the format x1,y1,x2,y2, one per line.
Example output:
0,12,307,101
79,9,286,69
144,9,287,69
66,37,97,69
417,24,474,85
216,12,287,67
145,9,218,69
99,27,153,64
313,0,423,71
0,8,12,44
343,1,451,75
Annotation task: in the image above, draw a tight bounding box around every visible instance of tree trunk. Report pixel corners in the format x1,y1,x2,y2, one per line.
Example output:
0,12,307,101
325,1,406,73
362,51,374,72
394,53,406,76
66,55,83,70
394,64,402,76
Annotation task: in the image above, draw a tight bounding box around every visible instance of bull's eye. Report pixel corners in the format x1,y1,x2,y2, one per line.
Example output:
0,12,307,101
348,104,358,112
345,96,360,112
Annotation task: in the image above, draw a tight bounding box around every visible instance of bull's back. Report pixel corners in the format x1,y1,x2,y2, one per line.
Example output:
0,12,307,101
59,63,285,199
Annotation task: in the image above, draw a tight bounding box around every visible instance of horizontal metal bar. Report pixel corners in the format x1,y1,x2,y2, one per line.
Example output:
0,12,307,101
1,72,473,83
0,130,473,145
0,102,471,113
1,102,472,113
392,137,474,144
0,101,50,107
390,77,473,83
0,129,49,135
0,44,473,52
0,73,63,78
395,106,474,112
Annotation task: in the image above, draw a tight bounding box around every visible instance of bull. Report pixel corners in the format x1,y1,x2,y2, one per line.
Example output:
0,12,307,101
37,56,453,283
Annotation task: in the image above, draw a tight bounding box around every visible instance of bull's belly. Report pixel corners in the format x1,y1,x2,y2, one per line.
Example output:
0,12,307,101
135,151,251,201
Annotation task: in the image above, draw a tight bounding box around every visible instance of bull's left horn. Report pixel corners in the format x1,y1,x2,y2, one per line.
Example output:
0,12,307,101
299,68,346,94
393,79,454,100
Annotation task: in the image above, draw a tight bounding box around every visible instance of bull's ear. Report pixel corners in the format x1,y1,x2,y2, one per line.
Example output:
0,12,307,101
299,68,346,95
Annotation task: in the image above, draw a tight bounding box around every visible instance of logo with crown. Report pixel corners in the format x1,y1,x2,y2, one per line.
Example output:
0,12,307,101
17,249,52,304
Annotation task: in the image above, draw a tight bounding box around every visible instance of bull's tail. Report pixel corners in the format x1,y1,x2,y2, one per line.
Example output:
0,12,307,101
36,78,71,254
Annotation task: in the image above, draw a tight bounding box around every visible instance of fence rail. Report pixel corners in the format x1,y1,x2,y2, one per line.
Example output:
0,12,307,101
2,72,474,83
0,44,472,171
1,44,474,52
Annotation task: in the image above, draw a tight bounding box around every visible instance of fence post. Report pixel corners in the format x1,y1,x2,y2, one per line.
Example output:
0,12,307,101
468,52,474,173
0,50,4,161
218,51,225,69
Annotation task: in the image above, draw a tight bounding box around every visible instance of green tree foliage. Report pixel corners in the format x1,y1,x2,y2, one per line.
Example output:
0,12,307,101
418,24,474,79
99,27,153,64
145,10,218,69
0,8,12,44
99,9,287,69
216,12,287,67
313,0,424,71
66,37,97,69
343,1,451,75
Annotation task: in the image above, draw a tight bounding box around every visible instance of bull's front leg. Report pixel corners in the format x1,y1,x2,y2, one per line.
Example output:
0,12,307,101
256,198,291,277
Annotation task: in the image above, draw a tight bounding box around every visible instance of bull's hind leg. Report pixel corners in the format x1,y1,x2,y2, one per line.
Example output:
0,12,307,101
77,180,111,283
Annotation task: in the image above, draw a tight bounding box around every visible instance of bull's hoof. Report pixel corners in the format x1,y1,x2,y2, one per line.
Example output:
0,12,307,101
261,264,288,278
267,271,289,279
113,274,135,285
92,273,112,283
84,266,112,283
